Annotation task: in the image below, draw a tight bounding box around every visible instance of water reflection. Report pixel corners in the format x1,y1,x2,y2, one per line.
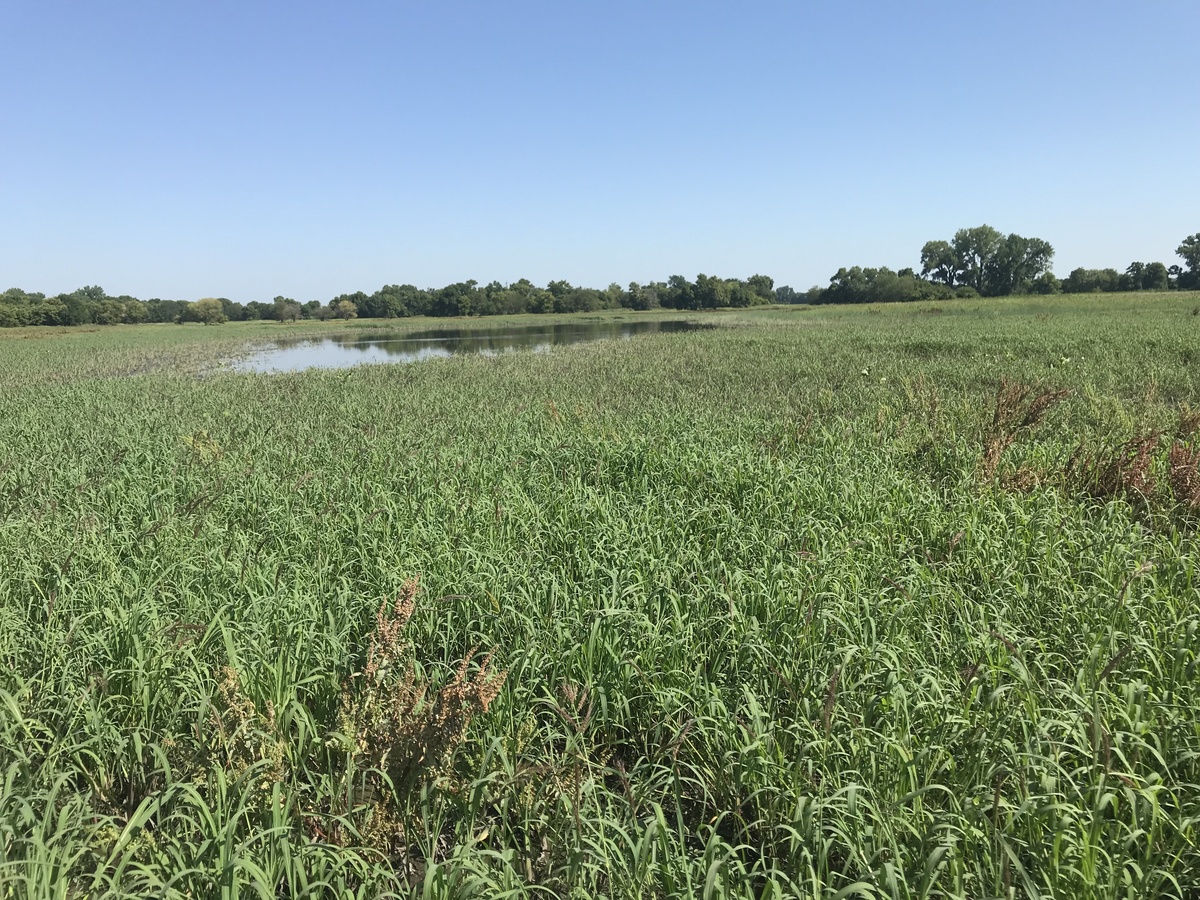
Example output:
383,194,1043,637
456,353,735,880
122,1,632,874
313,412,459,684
233,320,710,372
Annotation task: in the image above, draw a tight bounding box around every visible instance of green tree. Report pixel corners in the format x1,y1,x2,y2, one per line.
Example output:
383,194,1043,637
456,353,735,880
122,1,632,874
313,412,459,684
526,289,554,314
1062,268,1121,293
557,288,604,313
1142,262,1169,291
328,292,368,319
1031,272,1062,294
817,265,943,304
35,295,69,325
985,234,1054,296
920,240,959,286
952,226,1004,294
1177,233,1200,271
821,266,871,304
1177,233,1200,289
74,285,108,304
692,274,730,309
920,227,1053,296
623,282,659,310
181,297,228,325
273,296,301,322
212,298,241,322
431,282,478,317
747,274,775,302
333,299,358,320
145,299,188,323
663,275,695,309
1122,262,1147,291
93,299,126,325
59,286,109,325
363,285,415,318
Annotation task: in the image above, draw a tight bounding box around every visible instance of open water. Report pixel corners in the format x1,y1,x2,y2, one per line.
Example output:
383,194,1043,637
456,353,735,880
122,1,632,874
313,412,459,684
232,320,711,372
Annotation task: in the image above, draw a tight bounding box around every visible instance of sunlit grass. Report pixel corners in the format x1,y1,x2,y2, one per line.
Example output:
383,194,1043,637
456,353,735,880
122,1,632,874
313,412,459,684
1,293,1198,897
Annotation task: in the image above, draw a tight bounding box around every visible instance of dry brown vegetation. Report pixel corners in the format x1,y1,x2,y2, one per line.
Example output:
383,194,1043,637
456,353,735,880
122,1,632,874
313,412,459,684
980,378,1072,480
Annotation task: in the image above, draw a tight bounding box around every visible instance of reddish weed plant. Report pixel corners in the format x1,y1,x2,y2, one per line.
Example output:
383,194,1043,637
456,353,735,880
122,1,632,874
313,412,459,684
338,578,507,850
981,379,1072,479
1168,441,1200,510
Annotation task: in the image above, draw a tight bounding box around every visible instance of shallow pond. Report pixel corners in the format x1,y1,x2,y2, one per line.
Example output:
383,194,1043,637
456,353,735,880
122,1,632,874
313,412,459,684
232,320,711,372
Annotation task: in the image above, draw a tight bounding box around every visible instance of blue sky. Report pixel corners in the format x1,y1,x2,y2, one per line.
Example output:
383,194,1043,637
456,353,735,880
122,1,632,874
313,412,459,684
2,1,1197,302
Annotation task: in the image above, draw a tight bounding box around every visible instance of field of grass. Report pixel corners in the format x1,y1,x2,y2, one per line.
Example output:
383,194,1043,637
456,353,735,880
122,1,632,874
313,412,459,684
1,294,1198,898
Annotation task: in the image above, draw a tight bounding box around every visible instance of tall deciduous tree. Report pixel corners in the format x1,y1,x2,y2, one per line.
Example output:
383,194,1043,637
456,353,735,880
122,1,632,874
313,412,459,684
920,240,959,286
692,274,730,309
663,275,694,309
273,296,301,322
920,226,1054,296
986,234,1054,296
183,297,227,324
1143,262,1169,291
747,274,775,301
1177,233,1200,288
1124,262,1147,290
952,226,1004,294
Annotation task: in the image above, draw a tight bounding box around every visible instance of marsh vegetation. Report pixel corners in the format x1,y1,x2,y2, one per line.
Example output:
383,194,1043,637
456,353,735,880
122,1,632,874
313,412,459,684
1,297,1198,898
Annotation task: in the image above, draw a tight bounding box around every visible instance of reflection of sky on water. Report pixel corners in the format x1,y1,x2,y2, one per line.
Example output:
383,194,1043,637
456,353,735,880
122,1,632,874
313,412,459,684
232,321,708,373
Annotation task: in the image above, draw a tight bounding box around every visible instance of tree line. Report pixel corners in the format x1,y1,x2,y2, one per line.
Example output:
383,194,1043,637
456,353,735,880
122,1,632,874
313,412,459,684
0,274,777,327
1,230,1197,327
792,227,1200,305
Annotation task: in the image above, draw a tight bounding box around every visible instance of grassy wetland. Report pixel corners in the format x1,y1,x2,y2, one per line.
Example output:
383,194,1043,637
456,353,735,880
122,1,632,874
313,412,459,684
2,295,1199,899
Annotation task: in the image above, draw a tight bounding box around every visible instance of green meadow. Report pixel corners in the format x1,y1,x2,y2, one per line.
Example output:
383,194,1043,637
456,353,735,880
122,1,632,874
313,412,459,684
1,294,1198,899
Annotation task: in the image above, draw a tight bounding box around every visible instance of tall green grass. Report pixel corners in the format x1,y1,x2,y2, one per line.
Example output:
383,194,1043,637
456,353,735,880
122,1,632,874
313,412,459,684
1,295,1198,898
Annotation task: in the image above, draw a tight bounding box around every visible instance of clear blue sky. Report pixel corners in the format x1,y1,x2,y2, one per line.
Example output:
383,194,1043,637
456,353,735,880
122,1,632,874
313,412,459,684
2,1,1197,303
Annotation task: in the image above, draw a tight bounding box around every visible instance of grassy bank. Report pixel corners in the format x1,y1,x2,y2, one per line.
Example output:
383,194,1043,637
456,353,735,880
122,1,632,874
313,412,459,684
1,294,1198,898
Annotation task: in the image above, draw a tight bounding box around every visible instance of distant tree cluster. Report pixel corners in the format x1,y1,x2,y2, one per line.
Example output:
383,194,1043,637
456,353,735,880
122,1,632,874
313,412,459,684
1061,263,1170,294
325,274,775,319
781,228,1200,305
0,288,322,327
797,225,1055,305
0,274,776,328
2,232,1197,327
1060,234,1200,294
0,285,151,328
